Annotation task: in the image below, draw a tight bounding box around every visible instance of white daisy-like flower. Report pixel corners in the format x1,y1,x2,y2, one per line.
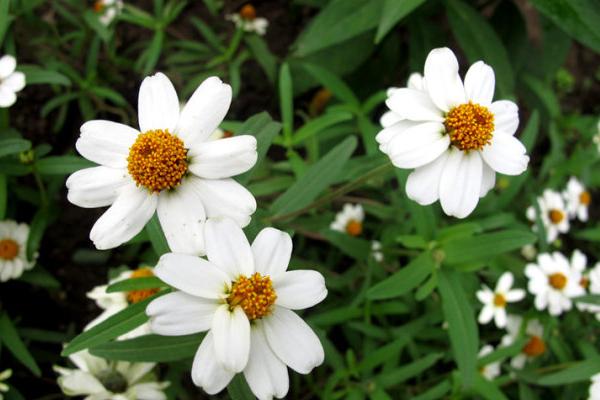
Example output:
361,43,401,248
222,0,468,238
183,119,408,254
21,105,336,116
379,73,425,128
478,345,501,380
501,315,545,369
525,251,585,316
93,0,123,26
521,244,537,261
146,218,327,399
590,373,600,400
54,350,168,399
226,4,268,36
371,240,383,262
0,55,26,108
330,203,364,237
0,220,37,282
476,272,525,328
579,262,600,320
0,369,11,397
526,189,569,243
376,47,529,218
66,73,257,253
563,177,591,222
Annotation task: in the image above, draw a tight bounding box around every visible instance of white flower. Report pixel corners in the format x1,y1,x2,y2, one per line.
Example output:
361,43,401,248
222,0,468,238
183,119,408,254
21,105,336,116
66,73,257,253
578,262,600,320
526,189,569,243
226,4,268,36
93,0,123,26
478,345,501,380
376,47,528,218
0,369,12,396
525,251,585,316
55,350,168,399
0,55,26,108
371,240,383,262
330,203,364,236
146,218,327,399
501,315,545,369
0,220,36,282
521,244,537,261
590,373,600,400
379,73,425,128
563,177,591,222
476,272,525,328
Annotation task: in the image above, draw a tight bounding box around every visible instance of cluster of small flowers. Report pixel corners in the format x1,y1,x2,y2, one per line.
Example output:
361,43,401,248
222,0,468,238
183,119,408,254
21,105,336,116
330,203,384,262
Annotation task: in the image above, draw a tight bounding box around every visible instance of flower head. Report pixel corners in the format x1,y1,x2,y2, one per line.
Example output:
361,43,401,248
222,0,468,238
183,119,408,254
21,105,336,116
0,55,26,108
563,177,590,222
476,272,525,328
526,189,569,243
478,345,501,380
371,240,383,262
93,0,123,25
376,48,528,218
501,315,545,369
66,73,257,253
146,218,327,399
330,203,364,236
0,220,36,282
226,4,269,36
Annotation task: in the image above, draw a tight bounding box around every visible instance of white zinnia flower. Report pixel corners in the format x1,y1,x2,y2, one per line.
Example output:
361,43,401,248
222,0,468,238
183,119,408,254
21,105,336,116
526,189,569,243
501,315,545,369
590,373,600,400
476,272,525,328
371,240,383,262
478,345,501,380
0,55,26,108
146,218,327,399
226,4,268,36
0,369,11,397
0,220,37,282
376,47,529,218
54,350,168,399
93,0,123,26
330,203,364,237
379,73,425,128
66,73,257,253
525,251,585,316
563,177,591,222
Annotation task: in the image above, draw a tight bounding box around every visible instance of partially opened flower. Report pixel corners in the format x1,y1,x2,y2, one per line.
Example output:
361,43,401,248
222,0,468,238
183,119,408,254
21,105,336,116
501,315,545,369
0,369,11,397
330,203,364,237
0,220,37,282
563,177,591,222
54,350,168,399
146,218,327,399
376,47,528,218
478,345,501,380
476,272,525,328
66,73,257,253
226,4,269,36
526,189,569,243
93,0,123,26
0,55,26,108
379,73,425,128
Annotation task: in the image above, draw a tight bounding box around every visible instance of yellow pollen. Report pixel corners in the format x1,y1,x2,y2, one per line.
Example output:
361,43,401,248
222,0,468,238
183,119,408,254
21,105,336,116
345,220,362,237
548,272,567,290
522,335,545,357
240,4,257,20
548,209,564,224
223,130,234,138
444,102,495,151
0,239,19,260
127,129,188,193
580,191,591,205
493,293,506,307
228,273,276,320
93,0,105,13
127,268,159,304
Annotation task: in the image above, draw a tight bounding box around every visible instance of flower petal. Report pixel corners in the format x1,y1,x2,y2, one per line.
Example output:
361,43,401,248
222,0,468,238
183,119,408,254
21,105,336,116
385,88,443,122
0,87,16,107
212,304,251,373
273,270,327,310
386,122,450,169
138,72,180,133
56,371,105,396
376,120,420,150
494,308,507,328
146,291,218,335
490,100,519,136
405,152,448,205
464,61,495,106
496,272,514,293
505,289,526,302
424,47,466,112
188,135,257,179
205,217,254,279
76,120,139,168
439,149,482,218
251,227,292,277
66,166,129,208
0,55,16,79
191,332,234,394
2,71,25,92
379,110,403,129
478,305,494,324
481,132,529,175
480,162,496,197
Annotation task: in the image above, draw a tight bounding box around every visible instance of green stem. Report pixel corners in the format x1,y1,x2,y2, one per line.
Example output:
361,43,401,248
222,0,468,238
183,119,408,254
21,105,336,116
33,170,48,208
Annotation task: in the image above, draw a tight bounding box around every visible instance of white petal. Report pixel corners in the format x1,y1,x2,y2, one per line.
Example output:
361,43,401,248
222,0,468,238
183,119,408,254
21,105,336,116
376,119,420,149
405,152,448,205
379,110,403,129
176,77,232,146
129,383,167,400
205,217,254,279
0,87,16,107
76,120,139,168
505,289,526,302
478,305,494,324
385,88,443,122
496,272,514,293
212,305,250,373
386,122,450,169
66,166,129,208
273,270,327,310
191,332,234,394
188,135,257,179
481,132,529,175
154,253,229,298
439,149,483,218
263,307,324,374
57,371,105,395
138,72,180,133
251,228,292,277
157,183,206,255
476,287,493,304
0,55,16,79
407,73,425,91
494,308,507,328
146,291,218,335
480,162,496,197
89,183,157,249
3,71,26,92
464,61,495,106
424,47,466,112
490,100,519,136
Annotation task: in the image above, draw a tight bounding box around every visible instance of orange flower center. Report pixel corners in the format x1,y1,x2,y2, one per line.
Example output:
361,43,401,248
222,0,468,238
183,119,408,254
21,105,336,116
345,220,362,237
309,88,332,116
240,4,257,20
548,272,567,290
127,129,188,193
127,268,160,304
228,273,277,320
580,276,589,289
493,293,506,307
93,0,105,13
444,102,495,151
223,130,234,138
0,239,19,260
548,209,564,224
580,191,591,205
522,335,545,357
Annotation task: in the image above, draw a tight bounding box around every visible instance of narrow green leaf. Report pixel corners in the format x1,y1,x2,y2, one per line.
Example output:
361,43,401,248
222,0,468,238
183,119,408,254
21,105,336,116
106,276,165,293
412,380,451,400
35,155,94,175
0,313,41,376
573,295,600,306
442,230,536,265
367,252,435,300
145,214,170,256
0,173,6,219
520,111,540,152
375,0,427,43
575,226,600,242
27,208,48,261
301,63,360,107
0,138,31,158
279,63,294,143
376,353,443,388
0,0,10,45
227,374,255,400
237,113,281,184
537,359,600,386
90,333,203,362
244,35,277,83
19,266,60,289
322,230,371,260
18,65,71,86
292,111,353,145
472,374,509,400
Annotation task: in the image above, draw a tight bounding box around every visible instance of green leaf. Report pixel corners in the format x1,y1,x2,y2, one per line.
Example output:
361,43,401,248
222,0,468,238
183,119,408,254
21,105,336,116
0,138,31,158
0,0,10,45
35,155,94,175
367,252,435,300
106,276,165,293
375,0,427,43
145,214,170,256
575,226,600,242
18,65,71,86
376,353,444,388
27,208,48,261
0,313,41,376
227,374,255,400
438,269,478,388
237,113,282,184
472,374,509,400
244,35,278,83
573,295,600,306
292,111,353,145
0,173,5,219
19,267,60,289
537,359,600,386
301,63,360,107
322,230,371,260
279,63,294,143
90,333,203,362
520,111,540,152
411,380,451,400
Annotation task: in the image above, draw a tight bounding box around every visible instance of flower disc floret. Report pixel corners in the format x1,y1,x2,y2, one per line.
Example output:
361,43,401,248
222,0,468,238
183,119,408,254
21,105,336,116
493,293,506,307
127,267,160,304
227,272,277,320
580,191,591,205
549,272,567,290
444,102,495,151
548,209,564,224
0,239,18,260
127,129,188,193
522,335,545,357
240,4,257,20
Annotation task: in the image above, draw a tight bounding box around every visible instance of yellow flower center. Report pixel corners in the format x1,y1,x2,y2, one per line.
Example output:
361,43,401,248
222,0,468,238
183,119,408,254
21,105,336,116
0,239,19,260
127,268,159,304
227,273,277,320
522,335,545,357
580,191,591,205
548,209,564,224
127,129,188,193
444,102,495,151
240,4,257,20
548,272,567,290
493,293,506,307
345,220,362,237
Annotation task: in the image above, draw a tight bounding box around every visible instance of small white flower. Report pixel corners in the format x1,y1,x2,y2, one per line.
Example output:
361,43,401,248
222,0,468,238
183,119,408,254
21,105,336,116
526,189,569,243
579,262,600,320
476,272,525,328
376,47,529,218
478,345,501,380
0,55,26,108
66,73,257,253
521,244,537,261
330,203,364,236
0,220,37,282
226,4,268,36
371,240,383,262
525,251,585,316
146,218,327,399
0,369,12,395
501,315,545,369
563,177,591,222
93,0,123,26
379,73,425,128
590,373,600,400
55,350,168,399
